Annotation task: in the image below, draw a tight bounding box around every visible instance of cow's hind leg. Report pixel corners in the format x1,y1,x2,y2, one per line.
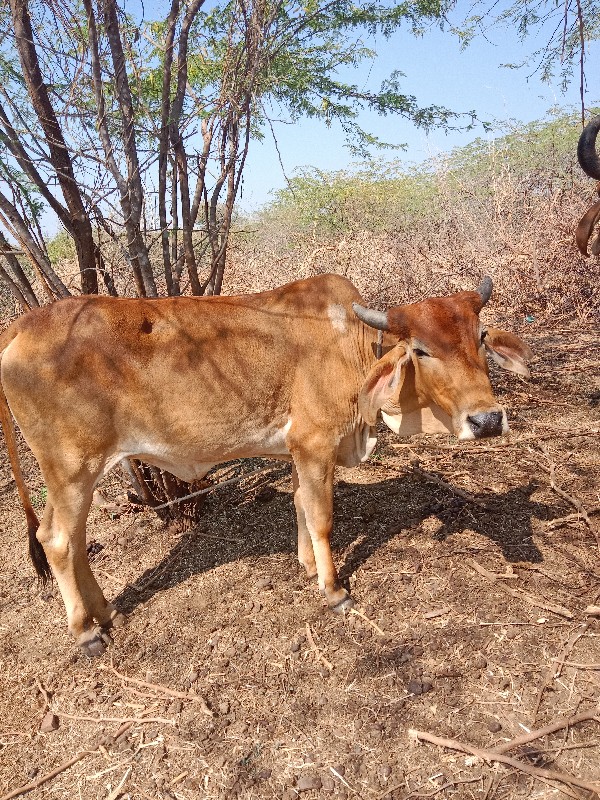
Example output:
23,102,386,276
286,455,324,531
36,481,121,656
290,447,353,613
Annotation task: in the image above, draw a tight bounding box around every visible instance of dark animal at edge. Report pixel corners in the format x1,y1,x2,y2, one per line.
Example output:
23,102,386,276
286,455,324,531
576,114,600,256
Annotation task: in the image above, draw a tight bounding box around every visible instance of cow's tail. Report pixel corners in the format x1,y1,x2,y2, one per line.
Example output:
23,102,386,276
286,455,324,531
0,327,51,583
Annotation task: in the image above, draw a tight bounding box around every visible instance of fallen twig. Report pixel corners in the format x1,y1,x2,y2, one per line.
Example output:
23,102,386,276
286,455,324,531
0,751,94,800
468,560,519,581
193,530,244,544
330,766,362,797
51,711,175,725
0,723,135,800
103,662,212,716
532,624,588,720
305,623,333,672
350,607,387,635
409,728,600,794
106,766,132,800
552,622,589,679
410,463,494,510
392,428,600,453
151,462,276,510
468,559,574,619
34,678,51,710
492,708,599,754
377,775,482,800
546,506,600,530
422,606,453,620
540,445,599,551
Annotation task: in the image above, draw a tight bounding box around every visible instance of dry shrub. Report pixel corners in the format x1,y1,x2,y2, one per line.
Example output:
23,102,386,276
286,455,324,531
223,113,599,323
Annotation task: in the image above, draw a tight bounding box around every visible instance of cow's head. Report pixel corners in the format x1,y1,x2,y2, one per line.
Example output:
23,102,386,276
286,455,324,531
353,278,532,440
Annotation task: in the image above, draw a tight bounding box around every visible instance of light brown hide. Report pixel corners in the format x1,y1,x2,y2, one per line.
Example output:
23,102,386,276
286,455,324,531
0,274,530,654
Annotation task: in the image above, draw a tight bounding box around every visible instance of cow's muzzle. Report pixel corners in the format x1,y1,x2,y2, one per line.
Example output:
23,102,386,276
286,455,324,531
466,411,504,439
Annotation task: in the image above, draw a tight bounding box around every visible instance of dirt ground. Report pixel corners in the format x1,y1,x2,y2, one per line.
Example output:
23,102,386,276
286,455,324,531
1,322,599,800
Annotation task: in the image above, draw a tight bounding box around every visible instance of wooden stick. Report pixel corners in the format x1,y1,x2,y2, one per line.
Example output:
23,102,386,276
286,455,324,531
377,775,481,800
51,711,175,725
422,606,453,620
541,446,599,551
468,559,574,619
151,462,276,510
492,708,600,754
103,662,213,716
34,677,50,710
410,463,494,510
468,560,519,581
410,728,600,794
0,723,135,800
0,751,94,800
552,622,589,679
546,506,600,530
350,607,387,636
305,623,333,672
105,766,132,800
531,624,589,720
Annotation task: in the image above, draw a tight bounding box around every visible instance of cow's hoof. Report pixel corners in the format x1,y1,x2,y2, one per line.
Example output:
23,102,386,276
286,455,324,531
330,594,355,614
79,629,112,657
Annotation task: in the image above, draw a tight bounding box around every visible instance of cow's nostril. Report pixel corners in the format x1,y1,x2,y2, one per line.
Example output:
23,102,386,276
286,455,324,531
467,411,503,438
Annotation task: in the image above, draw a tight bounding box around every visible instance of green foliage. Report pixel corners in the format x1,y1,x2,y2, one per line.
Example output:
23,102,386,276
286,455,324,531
455,0,600,93
0,157,45,224
262,109,590,234
31,486,48,509
47,231,77,265
138,0,478,156
267,163,435,233
442,112,589,190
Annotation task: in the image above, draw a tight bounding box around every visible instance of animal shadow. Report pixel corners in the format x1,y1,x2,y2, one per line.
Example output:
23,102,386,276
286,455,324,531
114,466,559,615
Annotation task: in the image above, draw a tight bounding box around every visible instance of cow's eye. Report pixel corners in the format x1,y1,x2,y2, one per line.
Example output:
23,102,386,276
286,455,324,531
413,348,429,358
480,330,488,345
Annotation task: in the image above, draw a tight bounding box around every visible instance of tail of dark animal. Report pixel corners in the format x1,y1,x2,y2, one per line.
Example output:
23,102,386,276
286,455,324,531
0,327,51,583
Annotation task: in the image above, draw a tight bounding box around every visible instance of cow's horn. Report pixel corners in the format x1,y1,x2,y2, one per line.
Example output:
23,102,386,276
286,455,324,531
352,302,389,331
578,116,600,181
477,276,493,306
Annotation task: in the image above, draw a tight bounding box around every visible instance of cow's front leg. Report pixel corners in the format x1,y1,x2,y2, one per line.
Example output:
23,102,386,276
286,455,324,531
290,448,353,612
292,464,317,579
36,486,122,656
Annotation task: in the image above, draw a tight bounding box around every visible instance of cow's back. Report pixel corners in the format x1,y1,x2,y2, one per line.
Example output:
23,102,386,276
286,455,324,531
1,274,369,468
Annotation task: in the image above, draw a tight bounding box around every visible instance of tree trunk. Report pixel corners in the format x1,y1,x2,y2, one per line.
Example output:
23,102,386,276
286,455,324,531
0,231,40,310
9,0,99,295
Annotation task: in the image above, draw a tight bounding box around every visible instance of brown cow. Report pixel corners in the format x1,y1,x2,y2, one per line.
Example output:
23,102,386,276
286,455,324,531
0,274,531,655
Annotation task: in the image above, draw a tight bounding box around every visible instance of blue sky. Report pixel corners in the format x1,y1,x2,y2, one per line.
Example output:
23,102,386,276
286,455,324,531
238,11,598,211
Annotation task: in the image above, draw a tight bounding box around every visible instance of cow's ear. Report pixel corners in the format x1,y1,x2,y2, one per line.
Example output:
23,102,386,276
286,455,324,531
484,328,533,378
359,344,410,425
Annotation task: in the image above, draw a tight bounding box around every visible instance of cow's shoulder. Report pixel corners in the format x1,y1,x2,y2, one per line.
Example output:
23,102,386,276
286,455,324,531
250,274,364,321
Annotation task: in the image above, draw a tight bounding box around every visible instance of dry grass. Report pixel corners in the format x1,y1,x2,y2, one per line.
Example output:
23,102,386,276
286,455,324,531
223,141,599,325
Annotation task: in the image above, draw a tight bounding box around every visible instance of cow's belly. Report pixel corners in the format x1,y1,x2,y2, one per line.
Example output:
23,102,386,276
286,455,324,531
106,417,293,480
